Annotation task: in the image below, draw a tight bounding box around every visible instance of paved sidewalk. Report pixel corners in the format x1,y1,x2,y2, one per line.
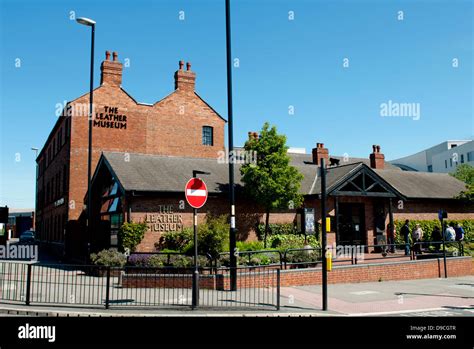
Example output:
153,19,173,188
280,276,474,316
0,276,472,317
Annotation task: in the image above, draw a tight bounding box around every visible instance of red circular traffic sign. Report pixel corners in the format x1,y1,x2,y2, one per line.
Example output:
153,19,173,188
185,178,208,209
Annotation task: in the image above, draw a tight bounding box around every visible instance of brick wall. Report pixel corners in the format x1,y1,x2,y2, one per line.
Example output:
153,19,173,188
278,256,473,286
129,195,299,252
36,53,226,242
121,257,473,289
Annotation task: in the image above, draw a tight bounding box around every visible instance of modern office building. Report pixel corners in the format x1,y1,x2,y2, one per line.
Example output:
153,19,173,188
390,140,473,173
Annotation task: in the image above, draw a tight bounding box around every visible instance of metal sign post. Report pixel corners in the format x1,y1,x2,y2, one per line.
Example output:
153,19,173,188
186,171,210,308
439,209,448,278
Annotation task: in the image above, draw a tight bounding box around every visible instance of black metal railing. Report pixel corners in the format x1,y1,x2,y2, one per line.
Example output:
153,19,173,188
411,241,464,259
0,262,280,310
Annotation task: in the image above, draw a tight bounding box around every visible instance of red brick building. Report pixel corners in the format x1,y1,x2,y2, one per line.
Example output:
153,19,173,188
35,51,225,256
36,51,473,259
89,143,473,254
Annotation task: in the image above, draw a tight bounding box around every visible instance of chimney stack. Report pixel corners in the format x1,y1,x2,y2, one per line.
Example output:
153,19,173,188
247,131,259,141
370,145,385,169
174,60,196,92
312,143,329,166
100,51,123,87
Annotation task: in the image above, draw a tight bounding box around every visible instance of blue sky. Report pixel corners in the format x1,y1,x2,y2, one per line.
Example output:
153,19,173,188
0,0,472,208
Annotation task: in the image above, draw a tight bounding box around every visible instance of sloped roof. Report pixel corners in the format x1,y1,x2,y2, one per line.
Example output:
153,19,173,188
102,152,241,194
98,151,467,200
374,169,467,199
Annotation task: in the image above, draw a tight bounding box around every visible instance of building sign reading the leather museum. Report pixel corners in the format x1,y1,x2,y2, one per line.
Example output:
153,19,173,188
144,205,183,232
94,106,127,129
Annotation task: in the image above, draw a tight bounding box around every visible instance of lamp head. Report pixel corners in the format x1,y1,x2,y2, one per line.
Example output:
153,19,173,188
76,17,96,26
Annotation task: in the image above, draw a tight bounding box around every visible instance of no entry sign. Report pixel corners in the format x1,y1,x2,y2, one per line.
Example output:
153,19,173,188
185,178,208,209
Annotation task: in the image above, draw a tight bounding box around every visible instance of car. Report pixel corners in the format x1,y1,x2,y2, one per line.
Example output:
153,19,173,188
19,230,36,244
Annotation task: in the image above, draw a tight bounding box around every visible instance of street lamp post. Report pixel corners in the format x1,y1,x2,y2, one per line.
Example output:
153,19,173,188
320,158,328,311
225,0,237,291
76,17,96,262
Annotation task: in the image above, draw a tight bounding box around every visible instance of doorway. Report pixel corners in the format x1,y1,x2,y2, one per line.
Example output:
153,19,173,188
337,203,366,245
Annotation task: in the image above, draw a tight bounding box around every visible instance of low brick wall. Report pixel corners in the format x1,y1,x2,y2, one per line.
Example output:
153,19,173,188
121,273,217,289
279,256,473,286
121,257,473,289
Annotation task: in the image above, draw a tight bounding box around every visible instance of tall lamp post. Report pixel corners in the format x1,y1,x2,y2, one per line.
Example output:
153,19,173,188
76,17,96,261
31,147,39,234
320,158,328,311
225,0,237,291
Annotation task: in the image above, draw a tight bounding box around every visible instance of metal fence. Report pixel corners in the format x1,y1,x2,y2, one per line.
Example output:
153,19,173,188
0,262,279,310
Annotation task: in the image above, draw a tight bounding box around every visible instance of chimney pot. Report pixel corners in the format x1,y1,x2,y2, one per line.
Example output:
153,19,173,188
370,145,385,169
100,50,123,87
312,142,329,166
174,60,196,91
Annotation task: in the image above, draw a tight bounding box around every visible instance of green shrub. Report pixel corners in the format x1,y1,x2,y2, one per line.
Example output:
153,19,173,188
394,219,474,243
157,214,229,258
236,240,264,251
182,214,229,258
118,222,148,252
256,223,298,238
285,250,319,265
90,249,127,267
148,255,167,267
168,254,193,268
268,234,319,251
156,230,193,251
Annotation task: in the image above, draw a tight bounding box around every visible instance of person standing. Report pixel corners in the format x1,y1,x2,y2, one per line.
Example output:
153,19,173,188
445,223,456,241
454,223,465,241
412,224,424,254
386,223,396,253
431,225,442,252
400,220,410,256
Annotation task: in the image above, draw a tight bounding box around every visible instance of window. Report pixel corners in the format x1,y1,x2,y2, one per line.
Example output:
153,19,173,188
56,172,61,198
65,118,70,138
450,158,453,167
461,154,464,164
62,213,67,241
202,126,213,146
58,128,63,148
468,151,474,162
63,165,68,193
445,160,447,169
427,165,433,172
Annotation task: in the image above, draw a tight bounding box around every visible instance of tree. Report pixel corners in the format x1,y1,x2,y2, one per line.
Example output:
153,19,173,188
450,164,474,202
240,122,304,247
